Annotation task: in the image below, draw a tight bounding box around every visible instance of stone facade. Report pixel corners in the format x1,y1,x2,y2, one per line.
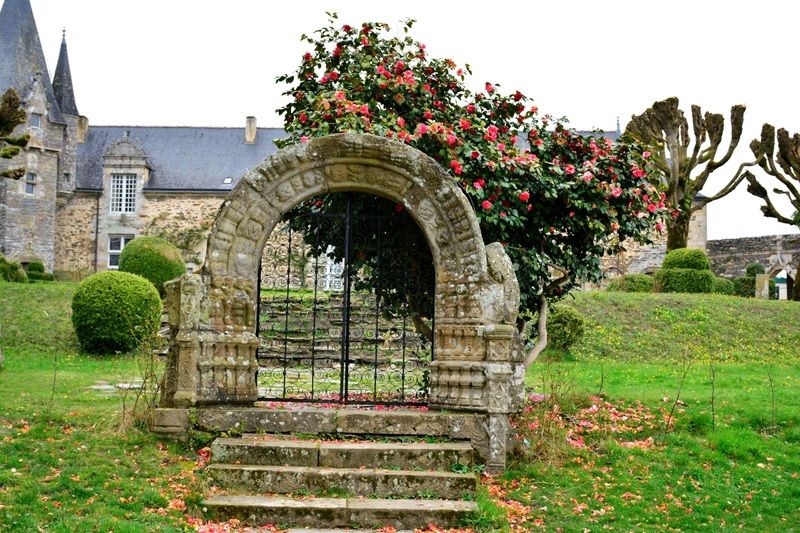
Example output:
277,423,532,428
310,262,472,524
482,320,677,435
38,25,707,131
707,234,800,279
157,134,523,471
53,191,98,278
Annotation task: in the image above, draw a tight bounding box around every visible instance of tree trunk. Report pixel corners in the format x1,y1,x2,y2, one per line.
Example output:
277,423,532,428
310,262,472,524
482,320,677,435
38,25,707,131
792,272,800,301
666,215,691,251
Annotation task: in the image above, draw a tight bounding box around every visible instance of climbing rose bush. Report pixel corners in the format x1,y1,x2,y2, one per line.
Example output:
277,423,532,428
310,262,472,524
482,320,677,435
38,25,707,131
276,16,667,315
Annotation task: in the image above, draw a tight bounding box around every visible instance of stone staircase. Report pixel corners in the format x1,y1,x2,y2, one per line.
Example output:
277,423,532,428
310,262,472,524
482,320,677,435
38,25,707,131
200,409,481,530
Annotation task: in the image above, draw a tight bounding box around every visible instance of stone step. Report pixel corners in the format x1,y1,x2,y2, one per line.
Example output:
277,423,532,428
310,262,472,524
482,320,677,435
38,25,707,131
211,437,473,470
207,464,477,499
202,495,476,530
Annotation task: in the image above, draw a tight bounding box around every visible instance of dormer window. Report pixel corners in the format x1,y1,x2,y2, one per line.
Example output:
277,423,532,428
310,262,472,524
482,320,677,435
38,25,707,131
110,173,137,214
223,177,233,184
30,113,42,128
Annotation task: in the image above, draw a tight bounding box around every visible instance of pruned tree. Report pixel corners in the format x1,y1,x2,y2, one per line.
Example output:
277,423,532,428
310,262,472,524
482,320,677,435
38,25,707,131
0,87,29,179
743,124,800,300
626,97,756,250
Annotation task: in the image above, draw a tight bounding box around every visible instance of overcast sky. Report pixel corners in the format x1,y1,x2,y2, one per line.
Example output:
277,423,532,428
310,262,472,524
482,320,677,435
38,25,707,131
25,0,800,240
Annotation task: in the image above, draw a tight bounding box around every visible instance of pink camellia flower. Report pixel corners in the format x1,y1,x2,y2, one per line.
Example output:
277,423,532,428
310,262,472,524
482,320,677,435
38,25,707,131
499,211,507,217
497,143,506,152
328,71,339,81
582,171,593,182
642,194,650,203
485,124,499,141
527,204,533,212
396,116,406,129
298,112,308,124
643,151,651,159
303,52,312,62
422,83,431,92
611,222,620,231
423,110,433,120
450,160,463,175
471,151,480,159
655,222,665,232
485,82,494,93
446,133,457,146
647,203,657,213
319,75,329,84
300,136,309,143
565,164,576,175
376,65,387,76
530,105,539,114
459,118,471,130
394,60,405,72
334,90,345,101
360,36,369,46
632,168,646,178
360,104,369,115
518,191,530,202
342,24,353,32
475,177,485,188
481,200,492,210
611,187,622,198
333,45,343,57
416,123,428,135
514,90,523,101
473,180,483,190
466,104,476,113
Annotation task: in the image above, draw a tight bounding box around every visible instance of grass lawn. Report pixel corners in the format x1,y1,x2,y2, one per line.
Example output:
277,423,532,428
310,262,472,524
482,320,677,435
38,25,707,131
1,281,799,531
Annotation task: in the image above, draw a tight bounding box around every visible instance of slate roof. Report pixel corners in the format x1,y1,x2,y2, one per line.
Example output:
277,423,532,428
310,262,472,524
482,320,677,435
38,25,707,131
77,126,284,191
52,34,78,115
0,0,65,124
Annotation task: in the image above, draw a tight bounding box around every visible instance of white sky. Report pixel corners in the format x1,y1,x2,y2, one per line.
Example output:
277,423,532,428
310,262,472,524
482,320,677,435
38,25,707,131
25,0,800,240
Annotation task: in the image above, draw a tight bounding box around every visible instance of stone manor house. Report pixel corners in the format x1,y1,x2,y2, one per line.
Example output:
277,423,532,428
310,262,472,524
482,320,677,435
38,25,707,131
1,0,796,295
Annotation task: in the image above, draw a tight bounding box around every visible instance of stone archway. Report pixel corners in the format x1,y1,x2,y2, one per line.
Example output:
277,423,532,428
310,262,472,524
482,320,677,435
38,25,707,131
158,133,522,466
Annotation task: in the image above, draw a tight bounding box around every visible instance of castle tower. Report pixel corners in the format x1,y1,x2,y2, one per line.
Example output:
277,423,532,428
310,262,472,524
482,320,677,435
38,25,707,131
52,30,83,198
0,0,73,271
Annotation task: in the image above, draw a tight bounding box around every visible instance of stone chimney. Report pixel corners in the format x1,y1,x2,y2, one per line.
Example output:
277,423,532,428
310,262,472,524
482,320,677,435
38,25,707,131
76,115,89,143
245,116,257,144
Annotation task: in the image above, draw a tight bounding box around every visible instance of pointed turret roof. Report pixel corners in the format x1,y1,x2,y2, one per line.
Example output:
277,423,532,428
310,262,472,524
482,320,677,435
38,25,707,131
0,0,65,124
53,30,78,115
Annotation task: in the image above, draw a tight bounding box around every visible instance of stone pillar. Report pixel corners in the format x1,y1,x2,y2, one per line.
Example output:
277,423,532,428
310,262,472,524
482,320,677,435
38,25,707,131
755,274,769,299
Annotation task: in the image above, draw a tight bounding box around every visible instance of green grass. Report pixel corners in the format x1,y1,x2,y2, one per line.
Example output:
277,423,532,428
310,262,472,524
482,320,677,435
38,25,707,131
0,281,196,531
559,291,800,362
1,281,799,531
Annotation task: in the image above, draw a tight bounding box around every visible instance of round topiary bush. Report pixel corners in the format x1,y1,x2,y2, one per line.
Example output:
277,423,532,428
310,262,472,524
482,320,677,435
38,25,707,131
655,268,715,293
662,248,711,271
26,260,45,273
606,273,654,293
546,305,586,350
71,271,162,353
713,277,735,295
0,255,28,283
746,262,766,277
118,236,185,296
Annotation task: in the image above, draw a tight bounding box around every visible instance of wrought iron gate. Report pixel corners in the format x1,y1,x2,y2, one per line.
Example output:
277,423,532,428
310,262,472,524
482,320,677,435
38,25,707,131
256,193,434,405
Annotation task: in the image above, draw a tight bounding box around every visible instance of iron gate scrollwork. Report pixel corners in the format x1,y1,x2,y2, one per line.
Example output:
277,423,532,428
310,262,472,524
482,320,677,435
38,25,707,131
256,192,434,405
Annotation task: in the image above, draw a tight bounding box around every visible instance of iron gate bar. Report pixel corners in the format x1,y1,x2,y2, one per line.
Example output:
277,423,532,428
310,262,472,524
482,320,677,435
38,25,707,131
340,193,352,404
256,192,432,406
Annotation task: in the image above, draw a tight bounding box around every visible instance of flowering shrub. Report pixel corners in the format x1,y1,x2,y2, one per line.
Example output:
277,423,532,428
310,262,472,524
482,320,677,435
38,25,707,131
276,15,667,317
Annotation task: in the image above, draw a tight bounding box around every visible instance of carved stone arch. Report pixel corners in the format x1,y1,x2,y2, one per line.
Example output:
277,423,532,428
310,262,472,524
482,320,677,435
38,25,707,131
159,133,521,469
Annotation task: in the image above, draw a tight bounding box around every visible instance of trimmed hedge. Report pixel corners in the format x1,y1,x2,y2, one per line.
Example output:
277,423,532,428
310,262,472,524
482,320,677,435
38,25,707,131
27,271,55,282
606,274,654,293
662,248,711,271
746,262,766,277
655,268,715,293
118,236,186,296
713,277,735,295
547,305,586,350
26,260,45,273
71,271,162,354
0,255,28,283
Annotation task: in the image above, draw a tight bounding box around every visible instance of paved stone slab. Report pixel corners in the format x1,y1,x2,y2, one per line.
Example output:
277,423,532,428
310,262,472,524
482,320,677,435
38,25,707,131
207,464,477,499
196,407,338,434
203,495,475,530
212,437,319,466
204,495,347,528
348,498,477,530
319,441,472,470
